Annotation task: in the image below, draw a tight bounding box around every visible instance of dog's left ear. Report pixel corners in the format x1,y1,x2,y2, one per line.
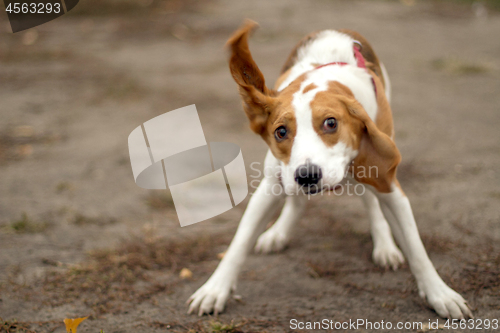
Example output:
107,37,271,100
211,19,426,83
341,97,401,193
226,20,277,136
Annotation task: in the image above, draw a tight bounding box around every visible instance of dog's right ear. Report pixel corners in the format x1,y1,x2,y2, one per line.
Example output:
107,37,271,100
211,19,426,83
226,20,277,135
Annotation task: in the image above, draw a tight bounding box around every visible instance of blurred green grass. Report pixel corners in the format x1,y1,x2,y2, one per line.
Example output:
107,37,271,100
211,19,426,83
2,213,50,234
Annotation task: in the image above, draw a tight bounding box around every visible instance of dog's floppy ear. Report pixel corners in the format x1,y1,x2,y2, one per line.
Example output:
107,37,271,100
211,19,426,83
226,20,276,135
342,97,401,193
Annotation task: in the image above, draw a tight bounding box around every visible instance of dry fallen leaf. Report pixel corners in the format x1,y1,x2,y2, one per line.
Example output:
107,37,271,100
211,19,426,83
17,144,33,157
179,268,193,279
64,316,88,333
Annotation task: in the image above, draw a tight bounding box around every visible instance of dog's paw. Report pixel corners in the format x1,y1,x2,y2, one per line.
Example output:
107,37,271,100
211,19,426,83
254,228,288,254
187,275,235,316
419,280,473,319
372,243,404,270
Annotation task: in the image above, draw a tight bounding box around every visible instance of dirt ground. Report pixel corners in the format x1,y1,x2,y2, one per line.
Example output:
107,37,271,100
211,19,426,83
0,0,499,332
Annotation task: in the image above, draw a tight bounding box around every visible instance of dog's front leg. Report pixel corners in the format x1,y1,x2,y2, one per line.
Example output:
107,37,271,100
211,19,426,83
374,184,472,319
254,194,307,254
361,190,404,270
187,175,284,316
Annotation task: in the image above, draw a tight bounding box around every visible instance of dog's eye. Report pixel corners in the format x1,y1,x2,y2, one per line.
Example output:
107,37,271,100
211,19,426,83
274,126,288,141
322,117,337,133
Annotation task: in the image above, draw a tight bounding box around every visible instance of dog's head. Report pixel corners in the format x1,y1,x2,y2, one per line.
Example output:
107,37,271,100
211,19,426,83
228,20,400,194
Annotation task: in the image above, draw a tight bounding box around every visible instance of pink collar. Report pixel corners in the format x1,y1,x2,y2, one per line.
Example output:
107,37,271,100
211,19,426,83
314,42,376,96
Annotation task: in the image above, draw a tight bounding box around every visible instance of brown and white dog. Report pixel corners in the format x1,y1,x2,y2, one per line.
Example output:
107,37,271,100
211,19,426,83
187,20,472,319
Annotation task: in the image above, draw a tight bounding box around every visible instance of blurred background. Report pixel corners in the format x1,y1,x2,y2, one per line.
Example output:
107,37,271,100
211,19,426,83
0,0,499,332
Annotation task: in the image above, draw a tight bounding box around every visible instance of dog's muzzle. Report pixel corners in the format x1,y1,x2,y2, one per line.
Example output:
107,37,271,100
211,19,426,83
294,161,322,188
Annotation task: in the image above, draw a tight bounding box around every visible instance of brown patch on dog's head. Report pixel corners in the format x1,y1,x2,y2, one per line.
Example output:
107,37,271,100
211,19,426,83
309,82,363,150
302,83,317,94
261,77,308,164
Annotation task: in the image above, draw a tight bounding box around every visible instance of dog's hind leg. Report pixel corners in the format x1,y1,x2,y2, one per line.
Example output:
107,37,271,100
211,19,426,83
361,189,404,270
254,194,307,254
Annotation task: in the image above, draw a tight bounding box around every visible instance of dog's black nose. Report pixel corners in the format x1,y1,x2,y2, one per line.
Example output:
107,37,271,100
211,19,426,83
294,162,322,187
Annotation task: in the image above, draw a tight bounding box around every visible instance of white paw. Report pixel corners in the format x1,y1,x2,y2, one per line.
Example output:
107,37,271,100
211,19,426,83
187,274,235,316
419,279,473,319
372,244,405,270
254,228,289,254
